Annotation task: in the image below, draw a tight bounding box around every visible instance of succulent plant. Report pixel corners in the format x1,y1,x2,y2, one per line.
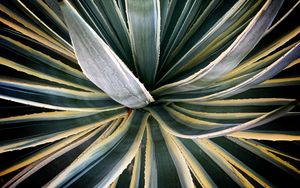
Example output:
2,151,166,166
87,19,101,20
0,0,299,187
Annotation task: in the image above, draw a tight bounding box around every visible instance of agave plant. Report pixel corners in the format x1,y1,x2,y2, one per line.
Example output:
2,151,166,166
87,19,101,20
0,0,300,187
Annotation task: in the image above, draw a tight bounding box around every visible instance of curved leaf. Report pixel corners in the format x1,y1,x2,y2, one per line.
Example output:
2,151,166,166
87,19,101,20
149,102,296,139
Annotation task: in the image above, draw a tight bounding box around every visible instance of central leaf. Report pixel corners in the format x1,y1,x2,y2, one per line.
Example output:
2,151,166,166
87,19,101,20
60,0,154,108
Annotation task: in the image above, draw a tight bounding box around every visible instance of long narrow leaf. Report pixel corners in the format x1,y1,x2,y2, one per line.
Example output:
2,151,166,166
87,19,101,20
126,0,160,87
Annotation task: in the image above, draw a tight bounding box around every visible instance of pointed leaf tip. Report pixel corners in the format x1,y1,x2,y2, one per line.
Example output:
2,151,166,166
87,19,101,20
60,0,154,108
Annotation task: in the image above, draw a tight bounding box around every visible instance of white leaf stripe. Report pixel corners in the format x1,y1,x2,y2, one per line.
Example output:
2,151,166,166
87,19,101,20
161,130,195,188
1,126,106,188
146,117,188,187
45,110,148,187
165,0,221,66
154,0,282,94
0,94,119,112
0,109,127,153
0,110,98,124
228,131,300,141
75,111,148,188
0,8,75,61
160,0,202,67
170,103,265,120
149,102,296,139
0,121,101,153
153,0,260,91
172,136,216,188
0,35,85,79
0,118,124,153
0,128,95,176
165,106,235,128
2,158,43,188
228,138,300,176
15,0,73,52
129,148,142,188
0,57,97,92
187,0,271,82
93,0,132,60
159,43,300,102
0,83,121,111
264,1,300,35
144,124,158,188
213,41,297,85
195,139,254,187
76,0,131,63
0,78,107,100
182,98,296,106
155,0,250,85
225,27,300,79
194,139,272,187
0,0,298,187
255,76,300,88
35,0,68,32
44,115,132,187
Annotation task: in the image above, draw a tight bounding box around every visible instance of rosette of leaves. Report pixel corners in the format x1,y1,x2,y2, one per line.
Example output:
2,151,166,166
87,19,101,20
0,0,300,187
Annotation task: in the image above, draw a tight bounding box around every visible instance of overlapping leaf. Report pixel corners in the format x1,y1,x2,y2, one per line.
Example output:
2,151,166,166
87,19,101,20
0,0,299,187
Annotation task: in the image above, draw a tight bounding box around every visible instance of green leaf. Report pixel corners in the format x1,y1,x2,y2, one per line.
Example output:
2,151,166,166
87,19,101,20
0,56,96,93
160,0,203,66
155,0,283,94
159,43,300,102
145,117,194,188
93,0,132,62
45,110,148,187
128,148,143,188
226,138,300,178
228,131,300,141
0,127,101,176
164,0,220,65
264,1,300,35
0,3,75,62
178,138,240,187
194,138,272,187
228,113,300,141
255,76,300,88
224,27,300,80
0,109,127,153
181,98,296,107
171,136,216,188
73,0,132,65
59,0,154,108
1,126,107,187
0,0,299,187
0,35,84,80
154,0,261,88
126,0,160,87
159,0,169,39
170,103,265,120
149,102,296,139
12,0,73,52
0,78,122,111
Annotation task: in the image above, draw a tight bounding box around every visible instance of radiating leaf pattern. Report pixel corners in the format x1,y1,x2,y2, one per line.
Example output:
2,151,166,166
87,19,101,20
0,0,299,187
